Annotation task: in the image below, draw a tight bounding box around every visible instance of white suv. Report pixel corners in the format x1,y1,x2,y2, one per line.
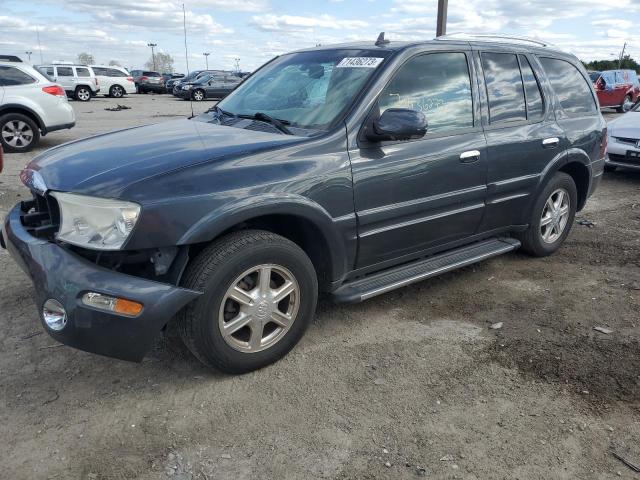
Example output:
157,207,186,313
90,65,136,98
0,58,75,152
36,64,99,102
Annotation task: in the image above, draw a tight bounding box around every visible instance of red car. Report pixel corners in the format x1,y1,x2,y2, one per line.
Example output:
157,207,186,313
590,69,640,112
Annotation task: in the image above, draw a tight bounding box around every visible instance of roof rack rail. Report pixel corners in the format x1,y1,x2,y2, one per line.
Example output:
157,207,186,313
435,33,550,47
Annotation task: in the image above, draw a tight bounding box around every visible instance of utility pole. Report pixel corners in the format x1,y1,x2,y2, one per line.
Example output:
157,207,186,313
436,0,448,37
147,43,157,70
234,57,240,73
618,42,627,69
203,52,210,70
25,51,33,62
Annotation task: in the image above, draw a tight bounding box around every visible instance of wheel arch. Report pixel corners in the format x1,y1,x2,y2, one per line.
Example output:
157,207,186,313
0,104,45,133
179,196,350,290
535,148,591,213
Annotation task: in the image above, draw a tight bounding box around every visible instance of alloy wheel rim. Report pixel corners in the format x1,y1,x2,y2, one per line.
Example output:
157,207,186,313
218,264,300,353
1,120,34,148
194,91,203,100
113,86,123,97
78,89,90,100
540,188,570,244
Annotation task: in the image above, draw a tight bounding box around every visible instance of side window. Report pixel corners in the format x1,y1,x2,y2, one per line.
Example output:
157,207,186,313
45,67,54,77
481,52,526,124
57,67,73,77
92,67,107,76
76,67,90,77
378,52,474,134
518,55,544,119
0,66,36,86
538,57,597,115
108,69,127,77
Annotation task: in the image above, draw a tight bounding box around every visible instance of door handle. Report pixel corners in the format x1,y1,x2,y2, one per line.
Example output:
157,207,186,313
542,137,560,148
459,150,481,163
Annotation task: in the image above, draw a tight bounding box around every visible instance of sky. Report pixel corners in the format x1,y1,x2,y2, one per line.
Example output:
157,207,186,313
0,0,638,73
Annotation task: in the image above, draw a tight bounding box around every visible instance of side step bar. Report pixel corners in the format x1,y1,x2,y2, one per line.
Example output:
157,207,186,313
332,237,521,303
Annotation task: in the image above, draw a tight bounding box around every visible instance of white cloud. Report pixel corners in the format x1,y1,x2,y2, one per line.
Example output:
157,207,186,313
252,14,368,32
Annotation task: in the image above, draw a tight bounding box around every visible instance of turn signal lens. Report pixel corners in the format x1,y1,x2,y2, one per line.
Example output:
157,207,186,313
82,292,143,317
600,127,608,159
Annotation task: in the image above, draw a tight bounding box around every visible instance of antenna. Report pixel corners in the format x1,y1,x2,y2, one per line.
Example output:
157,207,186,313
182,4,194,118
375,32,390,46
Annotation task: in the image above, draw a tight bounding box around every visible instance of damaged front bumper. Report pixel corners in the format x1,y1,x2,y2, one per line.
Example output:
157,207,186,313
1,203,201,362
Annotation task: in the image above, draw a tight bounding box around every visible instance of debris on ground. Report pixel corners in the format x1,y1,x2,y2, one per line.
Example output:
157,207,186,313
594,326,614,334
577,219,596,227
104,104,132,111
611,451,640,473
440,454,455,461
490,322,503,330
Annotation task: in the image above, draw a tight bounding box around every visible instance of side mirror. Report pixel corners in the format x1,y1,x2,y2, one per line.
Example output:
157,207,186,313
367,108,428,142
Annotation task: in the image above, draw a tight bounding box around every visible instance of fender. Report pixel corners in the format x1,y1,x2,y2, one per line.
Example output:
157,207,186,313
178,193,352,283
0,103,45,131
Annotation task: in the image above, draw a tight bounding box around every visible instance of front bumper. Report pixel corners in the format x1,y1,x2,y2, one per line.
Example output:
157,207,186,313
606,140,640,170
1,204,201,362
176,88,192,99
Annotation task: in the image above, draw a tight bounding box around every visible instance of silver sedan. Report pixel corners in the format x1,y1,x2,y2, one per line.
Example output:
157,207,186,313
606,101,640,171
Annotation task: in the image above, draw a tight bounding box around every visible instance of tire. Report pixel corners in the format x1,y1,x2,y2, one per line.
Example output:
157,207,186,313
192,89,205,101
109,85,125,98
0,113,40,153
75,86,91,102
616,95,632,113
177,230,318,373
515,172,577,257
604,164,617,173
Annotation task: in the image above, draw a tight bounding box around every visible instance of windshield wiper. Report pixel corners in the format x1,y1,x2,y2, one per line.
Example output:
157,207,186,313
206,105,235,117
238,112,293,135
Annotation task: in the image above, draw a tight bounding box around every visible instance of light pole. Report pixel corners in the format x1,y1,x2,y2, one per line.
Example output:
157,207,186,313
234,57,240,73
203,52,210,70
147,43,157,70
436,0,448,36
25,51,33,62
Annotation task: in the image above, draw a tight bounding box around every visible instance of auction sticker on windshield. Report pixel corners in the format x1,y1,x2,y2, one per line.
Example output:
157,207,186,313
336,57,384,68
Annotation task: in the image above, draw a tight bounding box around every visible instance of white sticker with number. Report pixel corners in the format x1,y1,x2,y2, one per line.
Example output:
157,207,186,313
336,57,384,68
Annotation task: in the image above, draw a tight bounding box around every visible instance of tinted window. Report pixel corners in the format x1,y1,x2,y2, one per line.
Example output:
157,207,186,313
57,67,73,76
143,71,160,77
518,55,544,119
108,69,127,77
92,67,108,76
0,66,36,86
378,52,474,133
482,52,526,124
588,71,601,82
539,57,597,115
76,67,90,77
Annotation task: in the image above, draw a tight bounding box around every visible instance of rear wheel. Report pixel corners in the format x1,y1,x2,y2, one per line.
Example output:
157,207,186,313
0,113,40,153
515,172,577,257
109,85,124,98
177,230,318,373
616,95,632,113
75,86,91,102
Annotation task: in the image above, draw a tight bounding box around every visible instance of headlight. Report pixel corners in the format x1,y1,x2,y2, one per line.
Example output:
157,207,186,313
50,192,141,250
182,85,192,90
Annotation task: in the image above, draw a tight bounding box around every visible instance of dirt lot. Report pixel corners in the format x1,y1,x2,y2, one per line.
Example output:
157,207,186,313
0,95,639,480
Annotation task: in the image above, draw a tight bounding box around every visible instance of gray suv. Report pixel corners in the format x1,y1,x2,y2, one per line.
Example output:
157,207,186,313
2,34,606,373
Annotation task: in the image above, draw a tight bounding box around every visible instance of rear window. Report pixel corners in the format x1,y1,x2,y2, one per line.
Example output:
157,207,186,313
143,71,160,77
109,69,128,77
518,55,544,120
538,57,597,116
481,52,526,124
0,66,36,86
92,67,108,76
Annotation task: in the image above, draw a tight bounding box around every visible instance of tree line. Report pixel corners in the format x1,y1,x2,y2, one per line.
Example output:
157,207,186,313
582,55,639,72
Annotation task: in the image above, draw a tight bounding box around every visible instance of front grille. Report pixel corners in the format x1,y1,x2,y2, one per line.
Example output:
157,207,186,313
20,191,60,239
609,153,640,165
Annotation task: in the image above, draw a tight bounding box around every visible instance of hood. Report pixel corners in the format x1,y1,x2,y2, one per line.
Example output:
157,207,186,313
26,118,302,197
609,111,640,138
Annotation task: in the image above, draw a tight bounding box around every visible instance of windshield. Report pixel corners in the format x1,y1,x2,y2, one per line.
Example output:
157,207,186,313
194,74,212,84
217,49,391,131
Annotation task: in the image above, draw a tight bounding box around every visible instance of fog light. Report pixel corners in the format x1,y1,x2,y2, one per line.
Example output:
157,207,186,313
43,299,67,331
82,292,143,317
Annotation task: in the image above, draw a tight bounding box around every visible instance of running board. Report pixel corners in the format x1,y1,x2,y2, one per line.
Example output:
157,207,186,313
332,237,521,303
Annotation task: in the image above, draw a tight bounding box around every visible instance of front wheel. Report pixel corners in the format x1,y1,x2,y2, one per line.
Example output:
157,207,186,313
617,95,632,113
192,89,205,101
515,172,577,257
177,230,318,373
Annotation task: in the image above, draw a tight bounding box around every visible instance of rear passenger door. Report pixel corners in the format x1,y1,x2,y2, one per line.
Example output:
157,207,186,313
55,66,75,91
476,50,567,231
350,50,488,269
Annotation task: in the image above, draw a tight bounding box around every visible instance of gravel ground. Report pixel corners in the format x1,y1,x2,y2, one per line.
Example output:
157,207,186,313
0,95,638,480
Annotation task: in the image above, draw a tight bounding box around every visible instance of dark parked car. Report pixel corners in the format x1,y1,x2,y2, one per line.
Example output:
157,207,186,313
171,70,222,96
1,34,606,373
175,72,242,101
164,73,185,92
130,70,164,93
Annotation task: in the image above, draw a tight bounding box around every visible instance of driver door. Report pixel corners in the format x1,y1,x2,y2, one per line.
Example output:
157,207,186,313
349,51,487,269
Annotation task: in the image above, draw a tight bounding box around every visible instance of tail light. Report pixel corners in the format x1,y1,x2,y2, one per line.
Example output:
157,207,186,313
42,85,66,97
140,76,148,81
127,76,133,82
599,127,608,159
